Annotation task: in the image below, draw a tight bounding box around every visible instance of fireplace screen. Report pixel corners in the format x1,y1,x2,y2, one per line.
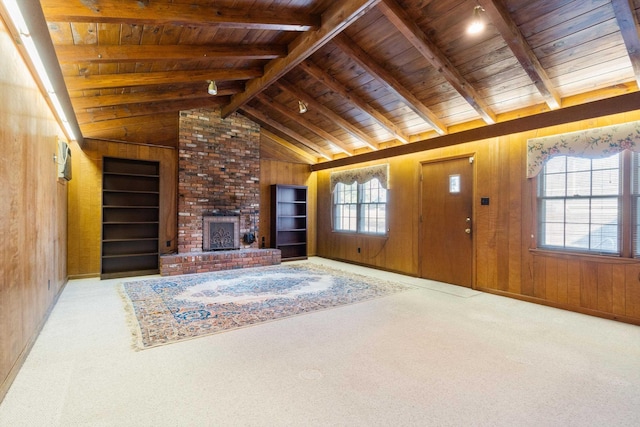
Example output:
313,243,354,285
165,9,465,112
203,216,240,251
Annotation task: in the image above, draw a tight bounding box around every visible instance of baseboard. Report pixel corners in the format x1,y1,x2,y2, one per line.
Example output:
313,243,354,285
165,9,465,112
318,256,419,278
0,278,69,403
476,286,640,327
68,273,100,280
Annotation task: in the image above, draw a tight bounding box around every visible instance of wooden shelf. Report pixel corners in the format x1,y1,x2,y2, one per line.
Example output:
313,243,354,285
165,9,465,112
271,185,307,260
101,157,160,278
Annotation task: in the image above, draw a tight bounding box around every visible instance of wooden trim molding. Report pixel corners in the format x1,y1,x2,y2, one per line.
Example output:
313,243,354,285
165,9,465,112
312,91,640,171
476,286,640,327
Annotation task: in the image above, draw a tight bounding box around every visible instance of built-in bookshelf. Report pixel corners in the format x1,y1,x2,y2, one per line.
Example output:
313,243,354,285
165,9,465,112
271,184,308,260
101,157,160,279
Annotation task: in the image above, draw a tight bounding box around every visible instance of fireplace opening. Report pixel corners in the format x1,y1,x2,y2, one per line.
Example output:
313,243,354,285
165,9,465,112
203,215,240,251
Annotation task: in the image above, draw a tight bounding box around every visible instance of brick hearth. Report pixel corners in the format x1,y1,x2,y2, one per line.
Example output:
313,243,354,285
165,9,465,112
160,249,281,276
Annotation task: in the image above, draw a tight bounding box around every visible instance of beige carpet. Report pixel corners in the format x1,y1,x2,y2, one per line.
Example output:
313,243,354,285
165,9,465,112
1,257,639,426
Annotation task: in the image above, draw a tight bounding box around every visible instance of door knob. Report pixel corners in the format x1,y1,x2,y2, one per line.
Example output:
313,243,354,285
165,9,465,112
465,228,471,234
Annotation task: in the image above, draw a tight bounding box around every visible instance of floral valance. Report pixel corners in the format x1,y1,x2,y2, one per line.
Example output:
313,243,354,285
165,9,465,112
330,164,389,192
526,120,640,177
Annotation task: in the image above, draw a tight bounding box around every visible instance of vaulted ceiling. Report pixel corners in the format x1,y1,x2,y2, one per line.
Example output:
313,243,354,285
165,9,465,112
30,0,640,164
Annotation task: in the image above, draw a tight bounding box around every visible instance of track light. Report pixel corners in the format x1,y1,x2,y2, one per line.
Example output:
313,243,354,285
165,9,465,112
207,80,218,95
467,6,485,35
298,100,308,114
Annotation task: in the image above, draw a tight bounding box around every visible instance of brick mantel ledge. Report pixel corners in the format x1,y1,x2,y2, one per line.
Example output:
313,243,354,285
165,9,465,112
160,248,281,276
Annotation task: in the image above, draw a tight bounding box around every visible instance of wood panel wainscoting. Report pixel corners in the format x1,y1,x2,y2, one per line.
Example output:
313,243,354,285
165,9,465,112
315,110,640,326
476,251,640,324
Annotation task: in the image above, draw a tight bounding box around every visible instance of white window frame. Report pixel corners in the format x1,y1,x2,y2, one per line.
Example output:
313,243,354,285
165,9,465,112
537,153,622,255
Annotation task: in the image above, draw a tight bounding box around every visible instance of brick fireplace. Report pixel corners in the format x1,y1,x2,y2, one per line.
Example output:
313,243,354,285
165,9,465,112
159,108,280,276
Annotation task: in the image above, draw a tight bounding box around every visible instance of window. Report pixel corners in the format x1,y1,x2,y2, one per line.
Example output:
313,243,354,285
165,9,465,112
537,154,621,254
334,181,357,232
331,165,388,235
537,151,640,257
528,120,640,258
334,178,387,234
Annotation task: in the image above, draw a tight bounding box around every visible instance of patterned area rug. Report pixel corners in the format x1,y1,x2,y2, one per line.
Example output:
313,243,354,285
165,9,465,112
122,262,411,349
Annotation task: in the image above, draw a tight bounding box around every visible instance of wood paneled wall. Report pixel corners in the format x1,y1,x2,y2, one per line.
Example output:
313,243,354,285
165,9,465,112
316,111,640,325
259,159,316,256
67,140,177,277
67,137,315,277
1,19,68,399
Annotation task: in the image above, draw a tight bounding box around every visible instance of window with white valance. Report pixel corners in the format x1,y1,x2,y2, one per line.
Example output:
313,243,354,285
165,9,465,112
331,164,389,235
526,120,640,178
330,163,389,192
527,120,640,257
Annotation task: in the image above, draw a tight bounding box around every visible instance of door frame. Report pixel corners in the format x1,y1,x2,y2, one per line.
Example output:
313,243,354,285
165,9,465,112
418,153,477,289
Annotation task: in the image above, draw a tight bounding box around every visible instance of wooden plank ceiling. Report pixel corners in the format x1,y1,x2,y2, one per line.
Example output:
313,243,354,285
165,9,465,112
40,0,640,163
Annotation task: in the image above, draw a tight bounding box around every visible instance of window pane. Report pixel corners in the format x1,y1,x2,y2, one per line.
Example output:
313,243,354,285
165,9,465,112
545,156,566,173
590,224,618,253
361,204,386,234
566,171,591,196
567,157,591,172
593,154,619,170
337,205,356,231
541,199,565,222
360,178,387,234
565,223,590,250
541,222,565,247
634,154,640,256
590,198,619,224
544,174,566,197
592,169,619,195
565,199,590,223
334,182,357,232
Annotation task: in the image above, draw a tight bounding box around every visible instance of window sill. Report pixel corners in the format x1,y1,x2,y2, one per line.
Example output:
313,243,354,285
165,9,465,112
332,230,389,238
529,248,640,264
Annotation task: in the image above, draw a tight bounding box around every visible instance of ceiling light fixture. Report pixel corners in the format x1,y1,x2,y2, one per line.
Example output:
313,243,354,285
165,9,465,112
467,6,486,35
298,100,308,114
207,80,218,95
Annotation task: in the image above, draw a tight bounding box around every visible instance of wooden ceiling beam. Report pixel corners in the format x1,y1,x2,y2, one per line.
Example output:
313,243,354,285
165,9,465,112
611,0,640,87
379,0,497,125
256,94,353,156
83,126,178,148
312,90,640,171
75,98,225,125
41,0,319,31
54,44,288,63
332,33,447,135
240,105,333,161
65,68,262,91
477,0,561,110
261,129,321,164
81,112,177,134
71,86,243,110
299,60,411,144
221,0,381,118
275,81,379,151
